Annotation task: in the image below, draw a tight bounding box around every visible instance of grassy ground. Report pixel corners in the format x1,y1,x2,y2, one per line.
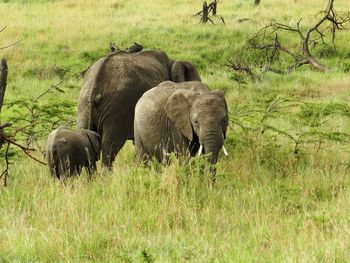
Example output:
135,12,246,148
1,0,350,261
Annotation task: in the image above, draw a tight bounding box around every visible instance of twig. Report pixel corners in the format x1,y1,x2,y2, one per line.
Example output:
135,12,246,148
0,132,46,165
0,40,22,50
0,123,11,130
0,142,11,186
33,78,67,103
227,61,255,79
0,26,7,33
220,17,225,24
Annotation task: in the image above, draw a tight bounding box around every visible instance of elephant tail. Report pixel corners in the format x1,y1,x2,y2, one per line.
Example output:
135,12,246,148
171,61,201,83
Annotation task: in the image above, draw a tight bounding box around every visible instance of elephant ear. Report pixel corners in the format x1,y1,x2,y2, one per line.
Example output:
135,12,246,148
165,90,199,141
212,89,229,139
212,89,228,111
85,130,102,160
171,61,201,83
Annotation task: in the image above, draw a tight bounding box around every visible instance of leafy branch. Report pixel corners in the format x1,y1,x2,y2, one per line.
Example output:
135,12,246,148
0,61,75,186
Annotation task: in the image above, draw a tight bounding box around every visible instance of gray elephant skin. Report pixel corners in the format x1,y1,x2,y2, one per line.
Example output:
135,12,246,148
134,81,229,172
46,127,101,178
77,49,201,168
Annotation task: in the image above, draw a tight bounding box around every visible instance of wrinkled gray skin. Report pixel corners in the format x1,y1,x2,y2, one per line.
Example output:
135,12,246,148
46,127,101,179
77,50,201,168
134,81,229,178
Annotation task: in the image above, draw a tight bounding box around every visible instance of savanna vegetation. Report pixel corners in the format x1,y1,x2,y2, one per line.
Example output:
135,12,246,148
1,0,350,261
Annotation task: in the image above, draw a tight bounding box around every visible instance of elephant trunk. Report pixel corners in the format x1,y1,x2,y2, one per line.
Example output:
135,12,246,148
200,131,224,184
202,133,224,165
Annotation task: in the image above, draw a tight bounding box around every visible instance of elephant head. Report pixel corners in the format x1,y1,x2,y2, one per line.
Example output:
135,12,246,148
171,61,201,83
165,89,228,166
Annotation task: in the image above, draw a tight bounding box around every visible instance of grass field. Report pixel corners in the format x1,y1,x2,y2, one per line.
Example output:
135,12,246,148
1,0,350,261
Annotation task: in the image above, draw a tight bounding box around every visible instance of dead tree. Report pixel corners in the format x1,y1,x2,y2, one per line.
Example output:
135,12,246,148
254,0,260,5
247,0,350,73
195,1,218,24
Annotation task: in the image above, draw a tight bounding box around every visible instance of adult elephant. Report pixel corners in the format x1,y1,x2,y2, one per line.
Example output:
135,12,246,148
134,81,229,180
77,50,201,168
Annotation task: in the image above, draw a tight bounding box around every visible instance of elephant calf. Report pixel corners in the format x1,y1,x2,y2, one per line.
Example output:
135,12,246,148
134,81,229,174
45,127,101,178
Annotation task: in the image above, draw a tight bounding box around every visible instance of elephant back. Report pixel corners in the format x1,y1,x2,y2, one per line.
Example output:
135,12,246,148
86,51,173,133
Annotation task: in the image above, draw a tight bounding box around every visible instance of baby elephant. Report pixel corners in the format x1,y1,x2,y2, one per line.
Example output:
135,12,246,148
46,127,101,178
134,81,229,171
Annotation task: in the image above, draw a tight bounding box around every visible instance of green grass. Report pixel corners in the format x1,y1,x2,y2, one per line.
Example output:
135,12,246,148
1,0,350,261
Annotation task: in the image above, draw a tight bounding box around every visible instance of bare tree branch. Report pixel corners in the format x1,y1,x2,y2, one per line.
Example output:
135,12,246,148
0,130,46,165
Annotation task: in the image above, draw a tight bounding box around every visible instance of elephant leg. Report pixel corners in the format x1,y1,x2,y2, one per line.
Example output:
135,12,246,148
134,137,151,163
101,135,127,169
86,161,97,175
70,164,81,176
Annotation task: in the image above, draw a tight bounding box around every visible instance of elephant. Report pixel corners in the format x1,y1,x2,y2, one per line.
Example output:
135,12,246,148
134,81,229,180
45,127,101,178
77,49,201,168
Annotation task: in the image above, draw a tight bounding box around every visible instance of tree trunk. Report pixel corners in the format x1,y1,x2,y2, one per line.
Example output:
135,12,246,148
0,59,8,114
255,0,261,5
0,59,8,149
212,0,217,15
202,1,208,23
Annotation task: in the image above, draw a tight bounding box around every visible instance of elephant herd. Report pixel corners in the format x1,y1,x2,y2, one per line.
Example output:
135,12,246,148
45,49,229,180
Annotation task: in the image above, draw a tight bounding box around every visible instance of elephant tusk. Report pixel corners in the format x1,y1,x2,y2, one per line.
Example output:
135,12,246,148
197,145,203,156
222,146,228,156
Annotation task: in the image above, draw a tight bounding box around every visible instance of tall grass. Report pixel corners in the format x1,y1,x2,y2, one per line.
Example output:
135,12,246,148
1,0,350,261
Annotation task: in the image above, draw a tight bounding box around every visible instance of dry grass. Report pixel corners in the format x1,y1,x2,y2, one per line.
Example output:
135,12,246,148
0,0,350,261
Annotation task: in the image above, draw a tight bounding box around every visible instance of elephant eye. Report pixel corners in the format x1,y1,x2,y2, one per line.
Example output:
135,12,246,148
194,119,199,126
